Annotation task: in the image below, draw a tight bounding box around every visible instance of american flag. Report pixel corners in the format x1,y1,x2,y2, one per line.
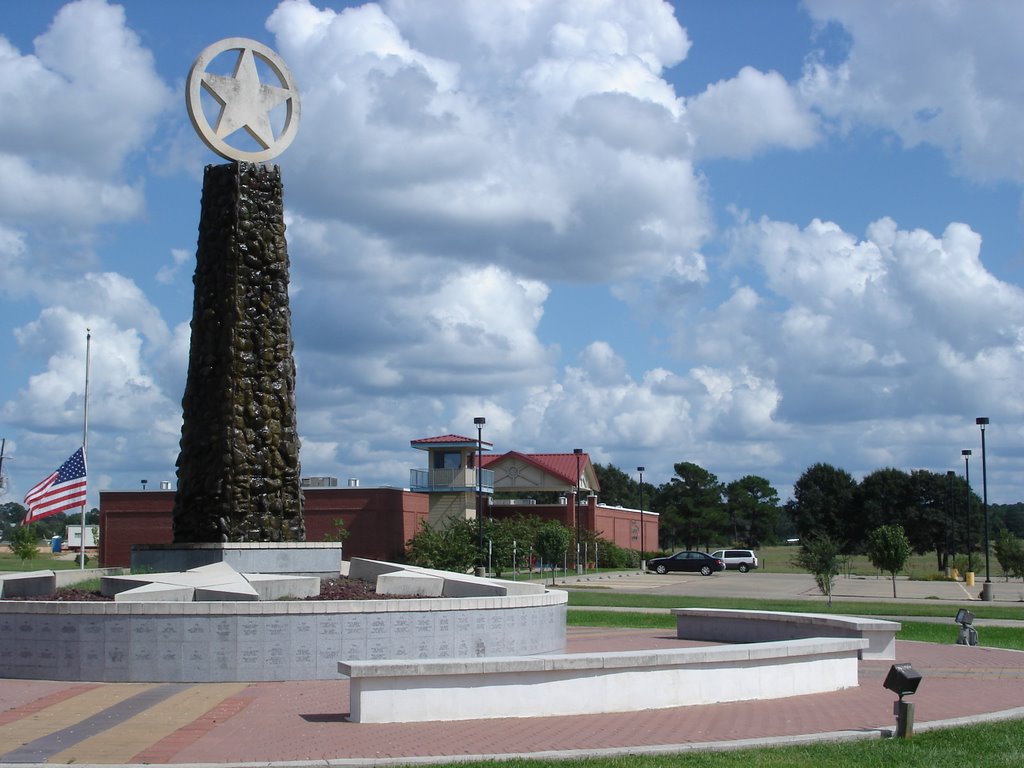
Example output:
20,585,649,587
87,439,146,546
23,447,88,523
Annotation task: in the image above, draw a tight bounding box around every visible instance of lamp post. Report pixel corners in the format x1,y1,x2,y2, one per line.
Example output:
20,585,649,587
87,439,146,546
637,466,645,572
573,448,583,575
945,470,955,574
962,449,972,574
977,417,993,601
475,416,486,576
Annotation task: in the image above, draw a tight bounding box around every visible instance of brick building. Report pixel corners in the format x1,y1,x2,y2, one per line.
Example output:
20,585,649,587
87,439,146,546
98,436,656,567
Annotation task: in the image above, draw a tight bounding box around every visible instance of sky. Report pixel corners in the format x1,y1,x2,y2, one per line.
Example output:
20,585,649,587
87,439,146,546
1,0,1023,514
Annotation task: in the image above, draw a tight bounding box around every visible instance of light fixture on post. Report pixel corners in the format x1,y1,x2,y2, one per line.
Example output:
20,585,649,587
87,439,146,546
955,608,978,646
573,448,583,575
883,663,922,738
945,470,955,577
637,466,646,572
474,416,486,577
962,449,972,576
976,417,992,601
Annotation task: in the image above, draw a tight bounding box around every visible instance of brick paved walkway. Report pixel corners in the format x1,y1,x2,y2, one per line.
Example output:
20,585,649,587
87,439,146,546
1,629,1022,767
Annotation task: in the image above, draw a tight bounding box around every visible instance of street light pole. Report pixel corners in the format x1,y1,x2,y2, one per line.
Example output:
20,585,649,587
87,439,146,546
976,417,992,601
573,448,583,575
945,470,955,573
962,449,972,574
474,416,486,576
637,466,645,571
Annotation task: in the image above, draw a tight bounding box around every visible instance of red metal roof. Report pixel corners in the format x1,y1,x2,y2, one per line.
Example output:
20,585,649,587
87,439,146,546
410,434,493,450
481,451,597,490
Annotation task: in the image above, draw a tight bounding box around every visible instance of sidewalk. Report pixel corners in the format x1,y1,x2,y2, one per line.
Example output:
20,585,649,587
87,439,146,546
2,628,1023,767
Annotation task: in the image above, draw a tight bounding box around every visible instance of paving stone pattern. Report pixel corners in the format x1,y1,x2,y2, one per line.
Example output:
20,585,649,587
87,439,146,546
1,631,1022,765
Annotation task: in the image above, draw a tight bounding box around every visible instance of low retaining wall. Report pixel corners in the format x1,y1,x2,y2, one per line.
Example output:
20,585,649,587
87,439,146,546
340,636,868,723
0,590,567,682
672,608,899,660
131,542,343,576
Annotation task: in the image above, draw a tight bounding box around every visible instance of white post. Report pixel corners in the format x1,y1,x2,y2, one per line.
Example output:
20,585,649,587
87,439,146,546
80,329,91,571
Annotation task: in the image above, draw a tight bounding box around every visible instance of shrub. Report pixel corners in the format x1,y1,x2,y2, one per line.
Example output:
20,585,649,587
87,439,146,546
7,524,40,561
793,535,843,606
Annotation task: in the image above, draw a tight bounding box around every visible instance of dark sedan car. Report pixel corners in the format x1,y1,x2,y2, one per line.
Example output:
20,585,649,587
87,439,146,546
648,551,726,576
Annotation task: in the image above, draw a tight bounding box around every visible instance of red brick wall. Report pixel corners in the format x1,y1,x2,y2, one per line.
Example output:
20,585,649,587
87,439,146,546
99,491,176,567
99,488,651,568
302,488,428,561
99,488,429,567
488,494,658,553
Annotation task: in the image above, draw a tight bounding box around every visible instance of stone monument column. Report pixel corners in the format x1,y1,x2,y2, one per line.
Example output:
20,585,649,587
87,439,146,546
174,38,305,543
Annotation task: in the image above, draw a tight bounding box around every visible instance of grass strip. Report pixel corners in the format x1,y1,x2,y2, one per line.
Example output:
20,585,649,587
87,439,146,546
567,611,1024,650
410,717,1024,767
564,588,1024,620
0,556,84,572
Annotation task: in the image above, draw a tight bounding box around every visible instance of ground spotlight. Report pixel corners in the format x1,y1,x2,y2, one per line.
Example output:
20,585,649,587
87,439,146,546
955,609,979,646
883,663,922,738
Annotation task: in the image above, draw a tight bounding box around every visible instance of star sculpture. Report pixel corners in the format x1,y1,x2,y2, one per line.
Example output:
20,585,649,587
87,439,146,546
187,37,301,163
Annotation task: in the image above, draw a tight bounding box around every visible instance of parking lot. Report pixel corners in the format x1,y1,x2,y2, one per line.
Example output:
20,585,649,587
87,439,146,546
559,567,1024,605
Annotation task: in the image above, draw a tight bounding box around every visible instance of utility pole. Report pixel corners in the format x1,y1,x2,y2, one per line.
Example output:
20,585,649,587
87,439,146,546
0,438,8,496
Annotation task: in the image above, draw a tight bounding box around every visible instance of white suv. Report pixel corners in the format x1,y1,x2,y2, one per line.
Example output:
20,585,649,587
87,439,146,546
710,549,758,573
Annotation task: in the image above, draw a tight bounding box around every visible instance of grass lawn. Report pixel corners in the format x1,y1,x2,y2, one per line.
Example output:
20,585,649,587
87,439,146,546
551,598,1024,767
418,719,1024,768
0,552,83,571
751,545,948,577
565,588,1024,620
566,609,1024,650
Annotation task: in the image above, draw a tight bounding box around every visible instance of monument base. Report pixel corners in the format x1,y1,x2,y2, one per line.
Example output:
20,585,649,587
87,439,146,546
131,542,342,576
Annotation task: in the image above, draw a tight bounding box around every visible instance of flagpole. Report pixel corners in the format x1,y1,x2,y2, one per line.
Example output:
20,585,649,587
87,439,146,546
80,328,91,571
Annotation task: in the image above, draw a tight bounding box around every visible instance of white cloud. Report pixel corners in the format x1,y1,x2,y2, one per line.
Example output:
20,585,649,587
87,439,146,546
1,271,183,498
0,0,172,176
268,0,710,284
801,0,1024,182
156,248,191,285
687,66,819,159
719,215,1024,425
0,154,144,230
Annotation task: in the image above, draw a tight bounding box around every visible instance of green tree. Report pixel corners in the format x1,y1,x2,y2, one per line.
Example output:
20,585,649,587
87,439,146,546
322,517,350,543
793,534,843,607
7,523,40,561
655,462,726,550
1,502,27,534
405,519,478,573
945,475,984,571
592,463,637,508
865,524,912,597
990,503,1024,537
1,504,74,543
534,521,572,585
787,464,857,548
993,529,1024,581
485,515,542,577
856,468,913,538
725,475,780,548
905,470,956,570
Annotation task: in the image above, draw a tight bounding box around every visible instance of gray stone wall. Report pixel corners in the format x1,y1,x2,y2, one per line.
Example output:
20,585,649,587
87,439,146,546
174,162,304,543
0,592,568,682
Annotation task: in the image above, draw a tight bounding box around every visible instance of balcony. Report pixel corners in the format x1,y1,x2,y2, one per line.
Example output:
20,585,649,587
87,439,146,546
410,467,494,494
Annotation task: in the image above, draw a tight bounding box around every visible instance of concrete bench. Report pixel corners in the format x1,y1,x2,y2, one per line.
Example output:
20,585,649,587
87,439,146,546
339,636,867,723
671,608,899,660
0,571,56,598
